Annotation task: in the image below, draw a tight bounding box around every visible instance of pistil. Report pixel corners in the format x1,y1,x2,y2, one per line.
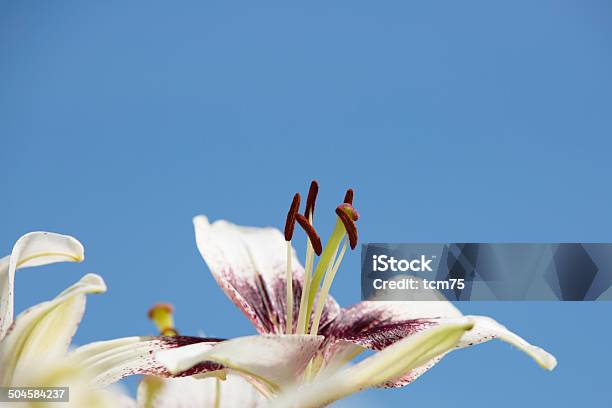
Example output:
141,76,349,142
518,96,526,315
148,303,178,336
310,238,348,335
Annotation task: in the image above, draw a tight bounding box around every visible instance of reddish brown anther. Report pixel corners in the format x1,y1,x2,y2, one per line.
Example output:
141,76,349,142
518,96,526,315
343,188,354,205
284,193,301,241
304,180,319,219
295,213,323,255
337,202,359,221
335,205,359,249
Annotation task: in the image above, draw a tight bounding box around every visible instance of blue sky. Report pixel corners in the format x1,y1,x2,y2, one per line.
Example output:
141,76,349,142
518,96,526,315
1,1,611,406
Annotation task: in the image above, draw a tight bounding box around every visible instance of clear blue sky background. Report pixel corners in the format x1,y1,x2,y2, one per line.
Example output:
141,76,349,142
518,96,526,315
1,1,611,406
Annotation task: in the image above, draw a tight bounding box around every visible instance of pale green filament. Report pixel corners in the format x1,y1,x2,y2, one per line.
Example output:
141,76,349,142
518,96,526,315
304,219,346,328
296,230,315,334
310,238,348,335
285,241,293,334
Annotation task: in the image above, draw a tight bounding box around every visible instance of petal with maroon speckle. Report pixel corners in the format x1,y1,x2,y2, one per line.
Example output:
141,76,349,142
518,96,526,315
271,321,473,408
325,304,556,388
68,335,224,387
157,334,323,391
374,315,558,388
324,300,462,341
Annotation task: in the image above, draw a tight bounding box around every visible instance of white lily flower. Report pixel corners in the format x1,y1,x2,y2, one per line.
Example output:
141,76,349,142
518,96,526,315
154,182,556,407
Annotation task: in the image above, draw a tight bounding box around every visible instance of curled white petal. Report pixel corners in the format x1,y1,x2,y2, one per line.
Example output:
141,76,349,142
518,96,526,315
0,231,85,340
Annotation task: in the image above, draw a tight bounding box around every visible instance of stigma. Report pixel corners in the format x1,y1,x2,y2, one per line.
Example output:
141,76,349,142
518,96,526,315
147,303,179,336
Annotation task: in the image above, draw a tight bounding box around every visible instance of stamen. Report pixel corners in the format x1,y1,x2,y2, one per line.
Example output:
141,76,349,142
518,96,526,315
310,239,347,335
296,243,314,334
285,241,294,334
343,188,354,205
304,180,319,218
284,193,300,334
284,193,301,241
296,181,319,334
295,214,322,255
337,202,359,221
335,204,359,249
296,211,316,335
147,303,179,336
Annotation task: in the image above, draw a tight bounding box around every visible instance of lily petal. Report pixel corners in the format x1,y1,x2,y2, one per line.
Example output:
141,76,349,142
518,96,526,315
137,375,267,408
193,216,339,334
272,320,473,408
68,336,224,388
0,273,105,386
324,297,555,388
157,334,323,392
333,314,557,387
459,315,557,370
0,231,85,340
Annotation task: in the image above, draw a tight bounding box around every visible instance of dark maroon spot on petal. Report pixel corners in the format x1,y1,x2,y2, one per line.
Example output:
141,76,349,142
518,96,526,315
254,272,281,331
341,320,436,350
175,361,225,377
159,335,226,348
284,193,301,241
228,272,278,333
